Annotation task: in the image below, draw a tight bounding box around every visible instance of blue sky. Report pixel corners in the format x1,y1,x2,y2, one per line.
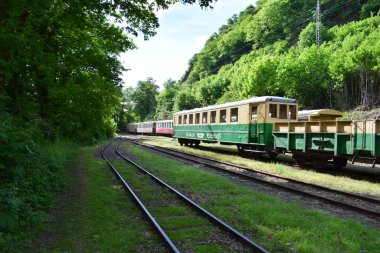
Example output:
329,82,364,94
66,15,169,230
121,0,255,89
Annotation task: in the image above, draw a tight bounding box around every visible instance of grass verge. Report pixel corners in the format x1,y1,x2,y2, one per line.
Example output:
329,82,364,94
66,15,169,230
28,143,165,252
122,142,380,253
136,135,380,197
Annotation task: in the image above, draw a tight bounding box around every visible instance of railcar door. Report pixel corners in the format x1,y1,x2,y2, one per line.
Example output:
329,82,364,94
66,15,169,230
153,122,156,134
249,105,258,143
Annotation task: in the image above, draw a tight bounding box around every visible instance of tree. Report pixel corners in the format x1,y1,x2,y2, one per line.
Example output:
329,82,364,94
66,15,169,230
156,79,179,119
0,0,218,141
132,78,159,121
279,46,333,109
173,89,199,112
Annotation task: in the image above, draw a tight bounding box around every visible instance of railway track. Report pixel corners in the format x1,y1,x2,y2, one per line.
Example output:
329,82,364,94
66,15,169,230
101,139,269,253
131,136,380,183
123,138,380,219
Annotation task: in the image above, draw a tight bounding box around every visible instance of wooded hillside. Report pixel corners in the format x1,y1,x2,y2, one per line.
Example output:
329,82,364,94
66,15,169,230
132,0,380,123
0,0,215,249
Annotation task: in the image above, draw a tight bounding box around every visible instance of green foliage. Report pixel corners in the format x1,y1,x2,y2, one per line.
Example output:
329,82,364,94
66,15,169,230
155,79,179,120
182,5,255,84
297,23,332,49
0,111,77,250
161,2,380,116
173,89,200,112
132,78,159,121
328,16,380,109
280,46,333,108
0,0,220,248
361,0,380,18
116,87,138,131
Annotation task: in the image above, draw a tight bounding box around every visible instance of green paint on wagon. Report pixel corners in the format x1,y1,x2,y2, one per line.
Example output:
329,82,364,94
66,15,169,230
273,132,380,158
174,123,274,147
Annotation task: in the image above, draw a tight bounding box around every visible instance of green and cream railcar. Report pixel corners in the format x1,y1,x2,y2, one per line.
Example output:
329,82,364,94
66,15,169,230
173,96,298,153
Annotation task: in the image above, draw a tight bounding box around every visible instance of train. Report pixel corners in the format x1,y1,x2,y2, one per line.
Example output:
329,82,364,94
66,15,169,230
127,119,173,136
127,96,380,169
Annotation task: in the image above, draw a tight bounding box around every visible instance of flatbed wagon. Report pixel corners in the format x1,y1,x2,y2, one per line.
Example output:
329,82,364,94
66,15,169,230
273,120,380,168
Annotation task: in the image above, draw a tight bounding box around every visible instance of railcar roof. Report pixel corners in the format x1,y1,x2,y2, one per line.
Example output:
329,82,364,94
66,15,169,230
298,109,343,116
156,119,173,123
135,121,155,124
174,96,297,115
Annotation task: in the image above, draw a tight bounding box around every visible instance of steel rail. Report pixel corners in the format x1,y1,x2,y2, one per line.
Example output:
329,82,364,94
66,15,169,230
101,141,180,253
124,138,380,217
115,142,269,253
150,142,380,204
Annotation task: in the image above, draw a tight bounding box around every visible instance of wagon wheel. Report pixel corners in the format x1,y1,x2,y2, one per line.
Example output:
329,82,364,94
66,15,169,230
293,154,306,167
237,145,245,154
269,152,278,160
333,157,348,169
313,157,328,170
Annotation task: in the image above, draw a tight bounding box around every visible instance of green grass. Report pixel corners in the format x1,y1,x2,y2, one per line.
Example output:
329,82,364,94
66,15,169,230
133,135,380,198
29,144,165,252
113,159,232,251
122,142,380,253
0,140,79,252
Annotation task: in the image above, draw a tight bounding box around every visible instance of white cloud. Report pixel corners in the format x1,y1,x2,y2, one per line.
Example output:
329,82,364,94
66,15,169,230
121,0,256,88
193,35,210,51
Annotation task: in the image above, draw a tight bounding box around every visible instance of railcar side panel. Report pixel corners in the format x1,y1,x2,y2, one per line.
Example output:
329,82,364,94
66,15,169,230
273,119,380,159
174,124,250,144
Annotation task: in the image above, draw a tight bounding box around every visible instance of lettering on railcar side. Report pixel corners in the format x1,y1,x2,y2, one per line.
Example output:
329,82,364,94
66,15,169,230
185,132,195,138
206,133,222,140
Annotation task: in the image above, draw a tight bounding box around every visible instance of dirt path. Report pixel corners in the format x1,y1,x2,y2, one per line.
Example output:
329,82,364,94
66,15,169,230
27,154,88,252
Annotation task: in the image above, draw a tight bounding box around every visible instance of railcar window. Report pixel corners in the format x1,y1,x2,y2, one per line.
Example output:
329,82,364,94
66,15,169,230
189,114,193,124
178,116,182,125
202,112,208,124
211,111,216,123
231,108,238,122
220,109,227,123
289,105,297,120
279,104,287,119
195,113,200,124
184,115,187,124
251,106,257,121
269,104,277,118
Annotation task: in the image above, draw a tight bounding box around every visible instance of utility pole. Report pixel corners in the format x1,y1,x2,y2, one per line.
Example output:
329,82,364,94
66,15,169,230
316,0,321,47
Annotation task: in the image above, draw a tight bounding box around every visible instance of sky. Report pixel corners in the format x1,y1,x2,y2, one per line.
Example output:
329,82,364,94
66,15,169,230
121,0,255,89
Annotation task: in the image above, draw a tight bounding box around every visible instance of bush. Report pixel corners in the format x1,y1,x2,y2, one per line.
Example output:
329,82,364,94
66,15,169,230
0,112,78,251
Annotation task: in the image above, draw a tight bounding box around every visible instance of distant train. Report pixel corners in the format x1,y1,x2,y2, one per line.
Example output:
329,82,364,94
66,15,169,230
127,120,173,136
128,96,380,169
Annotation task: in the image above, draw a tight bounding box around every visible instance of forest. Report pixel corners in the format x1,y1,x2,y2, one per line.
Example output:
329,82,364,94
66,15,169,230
0,0,214,249
1,0,380,249
122,0,380,128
